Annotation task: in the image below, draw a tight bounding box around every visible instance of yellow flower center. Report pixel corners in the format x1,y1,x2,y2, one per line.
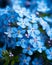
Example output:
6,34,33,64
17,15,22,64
27,46,30,50
17,30,20,34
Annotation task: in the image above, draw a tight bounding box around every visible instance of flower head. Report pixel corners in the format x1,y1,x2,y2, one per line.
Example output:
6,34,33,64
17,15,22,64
45,47,52,60
19,54,31,65
32,58,43,65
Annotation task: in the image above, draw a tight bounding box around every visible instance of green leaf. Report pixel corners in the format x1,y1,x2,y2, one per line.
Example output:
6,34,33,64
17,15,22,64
38,12,51,17
10,22,18,27
11,60,15,65
39,28,45,33
4,61,9,65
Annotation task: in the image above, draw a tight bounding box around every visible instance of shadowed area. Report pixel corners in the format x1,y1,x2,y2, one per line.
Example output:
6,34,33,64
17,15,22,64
0,0,11,8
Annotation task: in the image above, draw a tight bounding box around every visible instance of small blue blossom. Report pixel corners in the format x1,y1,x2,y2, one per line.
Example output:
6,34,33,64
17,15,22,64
32,58,43,65
29,35,41,48
7,10,18,23
30,14,39,24
17,17,30,28
46,28,52,39
44,16,52,23
4,27,25,38
27,23,40,37
39,17,50,31
1,14,8,25
5,37,16,48
37,0,50,13
37,41,46,53
22,44,35,55
0,6,11,15
19,54,31,65
13,4,30,18
16,38,28,48
45,47,52,60
29,35,46,53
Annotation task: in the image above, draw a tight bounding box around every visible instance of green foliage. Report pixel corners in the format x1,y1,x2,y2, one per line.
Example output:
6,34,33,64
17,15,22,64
38,12,51,17
2,50,19,65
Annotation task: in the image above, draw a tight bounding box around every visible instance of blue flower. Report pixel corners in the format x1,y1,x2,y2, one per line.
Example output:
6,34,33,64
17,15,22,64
37,0,50,13
17,17,30,28
13,6,24,17
37,41,46,53
0,6,11,15
32,58,43,65
16,38,28,48
39,18,50,31
39,18,52,39
1,14,10,27
46,28,52,39
27,23,40,37
4,27,25,38
29,35,46,53
44,16,52,23
30,14,39,24
45,47,52,60
29,35,41,48
13,4,31,18
7,10,18,23
19,54,31,65
6,37,16,48
22,44,35,55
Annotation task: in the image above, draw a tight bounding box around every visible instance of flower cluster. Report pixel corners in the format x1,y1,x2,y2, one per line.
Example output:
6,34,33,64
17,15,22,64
0,0,52,65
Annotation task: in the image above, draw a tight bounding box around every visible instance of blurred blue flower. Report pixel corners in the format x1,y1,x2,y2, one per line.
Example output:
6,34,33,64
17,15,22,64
30,14,39,24
17,17,30,28
4,26,25,38
37,41,46,53
46,28,52,39
1,14,8,25
0,6,11,15
7,10,18,23
32,58,43,65
0,0,52,62
44,16,52,23
19,54,31,65
27,23,40,37
23,44,35,55
13,5,30,18
37,0,50,13
45,47,52,60
29,35,40,48
16,38,28,48
5,37,16,48
39,17,50,31
29,35,46,53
